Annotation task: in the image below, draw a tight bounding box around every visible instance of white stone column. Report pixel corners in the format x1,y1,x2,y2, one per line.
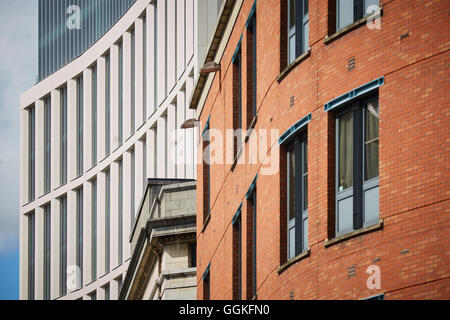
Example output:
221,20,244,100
123,31,132,140
35,99,44,197
147,4,156,116
51,90,61,190
157,116,167,178
83,69,93,172
83,181,92,286
167,0,176,92
96,171,106,277
186,0,194,67
147,127,157,179
110,43,120,151
20,109,29,205
110,278,119,300
135,17,144,128
97,57,106,161
19,213,28,299
110,161,120,269
135,140,144,209
177,89,186,179
66,190,77,293
122,151,132,261
50,199,61,299
35,206,44,299
177,0,186,79
185,76,195,179
67,79,78,181
167,103,176,178
157,0,167,105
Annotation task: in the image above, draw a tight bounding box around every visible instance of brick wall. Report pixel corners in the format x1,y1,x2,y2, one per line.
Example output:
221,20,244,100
196,0,450,300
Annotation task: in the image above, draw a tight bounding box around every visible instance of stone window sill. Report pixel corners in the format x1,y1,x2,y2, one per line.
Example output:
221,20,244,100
277,248,311,274
276,49,311,83
324,219,384,248
324,7,383,45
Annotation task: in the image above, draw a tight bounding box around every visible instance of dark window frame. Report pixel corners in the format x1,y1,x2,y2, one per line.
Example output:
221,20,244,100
247,10,257,127
246,187,257,298
232,210,242,300
287,0,309,65
202,119,211,225
285,131,308,261
334,93,380,236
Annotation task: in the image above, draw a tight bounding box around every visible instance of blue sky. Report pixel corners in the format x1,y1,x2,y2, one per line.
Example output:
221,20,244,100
0,0,37,300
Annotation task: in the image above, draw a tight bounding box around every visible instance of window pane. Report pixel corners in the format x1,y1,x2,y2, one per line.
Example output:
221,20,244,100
365,0,379,15
304,0,309,15
339,112,353,191
365,101,379,180
288,150,296,221
289,0,296,29
337,0,354,30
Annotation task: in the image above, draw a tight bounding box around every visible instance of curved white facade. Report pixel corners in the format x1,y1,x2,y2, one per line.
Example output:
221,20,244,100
19,0,221,300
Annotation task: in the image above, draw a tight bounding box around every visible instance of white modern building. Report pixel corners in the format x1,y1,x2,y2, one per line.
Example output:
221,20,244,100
19,0,222,300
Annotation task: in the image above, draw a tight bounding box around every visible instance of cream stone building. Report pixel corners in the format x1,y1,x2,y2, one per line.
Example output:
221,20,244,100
19,0,222,300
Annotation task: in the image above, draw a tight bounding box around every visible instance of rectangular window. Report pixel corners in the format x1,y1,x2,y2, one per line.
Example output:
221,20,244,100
60,87,67,185
202,120,210,223
288,0,309,65
44,96,51,194
118,41,123,145
105,53,111,155
286,132,308,260
89,291,97,300
60,196,67,296
91,179,97,281
336,0,379,31
104,284,110,300
28,211,35,300
105,169,110,273
118,159,123,264
77,75,84,176
28,106,36,202
335,96,379,235
247,12,257,126
91,65,97,166
43,204,51,300
247,187,257,298
131,149,135,228
232,212,242,300
131,28,136,134
203,266,210,300
232,45,242,158
76,188,83,286
188,243,196,268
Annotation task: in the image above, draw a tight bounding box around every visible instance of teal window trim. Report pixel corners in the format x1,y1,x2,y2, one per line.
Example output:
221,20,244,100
324,77,384,112
246,174,258,199
232,34,243,64
245,0,257,28
202,262,211,280
232,202,243,225
202,115,211,138
279,114,311,145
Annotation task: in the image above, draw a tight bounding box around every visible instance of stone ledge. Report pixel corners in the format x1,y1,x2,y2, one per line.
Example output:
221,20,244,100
324,219,384,248
277,248,311,274
276,49,311,83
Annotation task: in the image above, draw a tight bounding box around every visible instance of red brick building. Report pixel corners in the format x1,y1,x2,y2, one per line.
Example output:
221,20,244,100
189,0,450,300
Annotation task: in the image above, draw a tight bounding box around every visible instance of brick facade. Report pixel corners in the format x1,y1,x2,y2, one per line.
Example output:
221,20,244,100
195,0,450,300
